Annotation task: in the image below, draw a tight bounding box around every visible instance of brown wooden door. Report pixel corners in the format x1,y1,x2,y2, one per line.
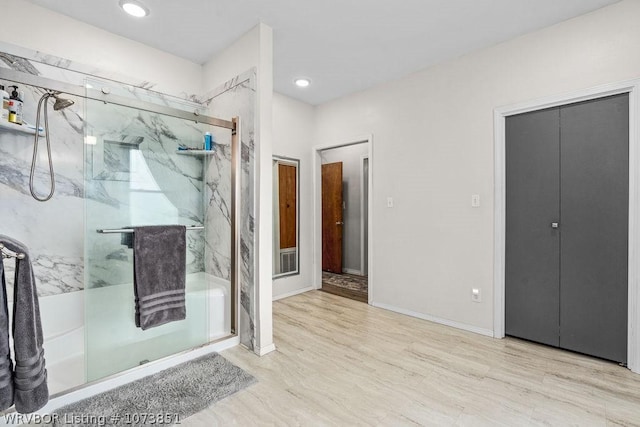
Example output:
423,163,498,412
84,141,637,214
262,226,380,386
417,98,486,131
278,164,297,249
322,162,343,273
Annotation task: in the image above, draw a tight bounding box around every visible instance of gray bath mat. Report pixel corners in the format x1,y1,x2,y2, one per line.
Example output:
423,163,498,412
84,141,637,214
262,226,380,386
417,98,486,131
52,353,255,426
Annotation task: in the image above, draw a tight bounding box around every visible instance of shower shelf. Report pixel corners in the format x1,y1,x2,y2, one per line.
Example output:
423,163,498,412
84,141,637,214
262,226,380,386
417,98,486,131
176,150,216,156
0,121,43,136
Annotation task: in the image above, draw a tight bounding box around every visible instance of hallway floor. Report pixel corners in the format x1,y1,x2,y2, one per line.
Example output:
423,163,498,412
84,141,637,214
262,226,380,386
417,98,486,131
321,271,368,302
185,291,640,426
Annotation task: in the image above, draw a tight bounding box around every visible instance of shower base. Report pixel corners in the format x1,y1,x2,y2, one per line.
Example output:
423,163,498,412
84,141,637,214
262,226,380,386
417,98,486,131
35,272,230,395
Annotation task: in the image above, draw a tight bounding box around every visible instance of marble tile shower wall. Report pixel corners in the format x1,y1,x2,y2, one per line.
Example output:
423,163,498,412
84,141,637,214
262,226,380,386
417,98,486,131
202,71,256,349
0,51,233,296
0,54,86,297
84,101,215,289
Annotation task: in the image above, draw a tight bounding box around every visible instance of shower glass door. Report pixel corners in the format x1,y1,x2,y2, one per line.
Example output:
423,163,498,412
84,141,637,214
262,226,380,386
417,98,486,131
83,81,232,381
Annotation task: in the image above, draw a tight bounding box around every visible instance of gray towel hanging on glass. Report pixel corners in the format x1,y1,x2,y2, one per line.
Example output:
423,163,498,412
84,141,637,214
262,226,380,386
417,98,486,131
132,226,187,330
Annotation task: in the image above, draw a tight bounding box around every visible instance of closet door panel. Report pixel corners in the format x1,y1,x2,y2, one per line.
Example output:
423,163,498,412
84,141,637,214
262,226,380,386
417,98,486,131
505,108,561,346
559,94,629,363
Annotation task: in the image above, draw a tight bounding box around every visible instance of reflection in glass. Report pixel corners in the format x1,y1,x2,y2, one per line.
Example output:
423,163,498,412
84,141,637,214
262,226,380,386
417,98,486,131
273,157,299,277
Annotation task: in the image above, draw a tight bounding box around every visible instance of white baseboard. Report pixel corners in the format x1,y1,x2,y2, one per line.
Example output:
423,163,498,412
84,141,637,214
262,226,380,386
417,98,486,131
26,336,240,417
372,302,494,338
272,286,315,301
343,268,363,275
255,343,277,356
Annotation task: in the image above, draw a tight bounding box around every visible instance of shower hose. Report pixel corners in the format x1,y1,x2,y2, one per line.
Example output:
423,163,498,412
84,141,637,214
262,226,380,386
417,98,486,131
29,91,57,202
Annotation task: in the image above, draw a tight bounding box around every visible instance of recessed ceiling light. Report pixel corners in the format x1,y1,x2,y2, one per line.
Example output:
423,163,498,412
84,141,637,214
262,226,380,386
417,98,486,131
119,0,149,17
294,78,311,88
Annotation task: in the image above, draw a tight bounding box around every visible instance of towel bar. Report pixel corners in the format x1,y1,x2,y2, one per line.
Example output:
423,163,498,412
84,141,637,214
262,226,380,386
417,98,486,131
0,243,26,259
96,225,204,234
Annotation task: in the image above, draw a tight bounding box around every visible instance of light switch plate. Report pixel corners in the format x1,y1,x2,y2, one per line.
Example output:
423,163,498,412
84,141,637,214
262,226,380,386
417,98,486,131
387,197,393,208
471,194,480,207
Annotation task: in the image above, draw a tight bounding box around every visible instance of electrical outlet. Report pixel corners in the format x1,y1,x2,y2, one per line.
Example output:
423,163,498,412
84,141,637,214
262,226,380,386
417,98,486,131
471,288,481,303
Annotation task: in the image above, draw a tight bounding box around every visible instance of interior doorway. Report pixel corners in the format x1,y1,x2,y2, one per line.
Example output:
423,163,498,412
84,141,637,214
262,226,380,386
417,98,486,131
313,138,372,304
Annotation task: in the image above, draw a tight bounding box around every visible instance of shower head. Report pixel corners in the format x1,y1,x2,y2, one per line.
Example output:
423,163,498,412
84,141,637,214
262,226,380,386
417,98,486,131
52,94,74,111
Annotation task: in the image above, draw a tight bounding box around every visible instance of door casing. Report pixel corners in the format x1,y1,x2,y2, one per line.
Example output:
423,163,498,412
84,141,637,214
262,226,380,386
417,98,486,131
494,79,640,373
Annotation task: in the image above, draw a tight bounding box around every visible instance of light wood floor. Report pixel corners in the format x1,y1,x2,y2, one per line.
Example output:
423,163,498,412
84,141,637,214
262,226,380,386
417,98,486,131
186,291,640,426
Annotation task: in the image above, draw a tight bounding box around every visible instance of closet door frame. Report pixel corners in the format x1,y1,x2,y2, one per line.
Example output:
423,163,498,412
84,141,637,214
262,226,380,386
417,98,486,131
493,79,640,373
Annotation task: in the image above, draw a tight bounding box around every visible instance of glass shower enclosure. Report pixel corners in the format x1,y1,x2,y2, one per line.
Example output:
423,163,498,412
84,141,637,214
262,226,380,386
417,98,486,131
82,79,238,381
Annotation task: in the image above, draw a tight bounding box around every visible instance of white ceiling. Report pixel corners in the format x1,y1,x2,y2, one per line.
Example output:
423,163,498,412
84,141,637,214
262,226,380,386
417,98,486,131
25,0,619,105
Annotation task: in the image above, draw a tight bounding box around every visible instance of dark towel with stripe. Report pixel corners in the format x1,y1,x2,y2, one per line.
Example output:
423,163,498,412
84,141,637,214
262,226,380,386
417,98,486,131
133,226,187,330
0,250,14,411
0,235,48,414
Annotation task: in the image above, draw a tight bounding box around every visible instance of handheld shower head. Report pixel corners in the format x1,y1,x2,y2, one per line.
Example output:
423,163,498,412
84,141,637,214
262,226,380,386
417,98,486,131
52,94,74,111
29,90,75,202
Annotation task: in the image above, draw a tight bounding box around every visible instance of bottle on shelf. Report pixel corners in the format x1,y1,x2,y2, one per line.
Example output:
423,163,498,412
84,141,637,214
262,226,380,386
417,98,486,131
0,84,9,122
204,132,212,150
7,85,23,125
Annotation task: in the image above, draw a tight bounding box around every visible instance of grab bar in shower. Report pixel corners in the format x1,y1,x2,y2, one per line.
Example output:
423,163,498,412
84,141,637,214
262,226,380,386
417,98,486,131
96,225,205,234
0,243,26,260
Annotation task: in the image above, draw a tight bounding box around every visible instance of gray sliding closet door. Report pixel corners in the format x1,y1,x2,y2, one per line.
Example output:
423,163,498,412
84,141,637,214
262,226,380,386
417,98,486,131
559,94,628,363
505,108,561,347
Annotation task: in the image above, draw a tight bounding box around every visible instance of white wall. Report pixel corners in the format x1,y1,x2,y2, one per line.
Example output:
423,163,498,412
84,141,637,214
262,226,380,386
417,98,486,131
314,0,640,333
321,143,368,274
272,93,316,299
203,23,275,355
204,25,262,93
2,0,203,97
256,24,275,355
